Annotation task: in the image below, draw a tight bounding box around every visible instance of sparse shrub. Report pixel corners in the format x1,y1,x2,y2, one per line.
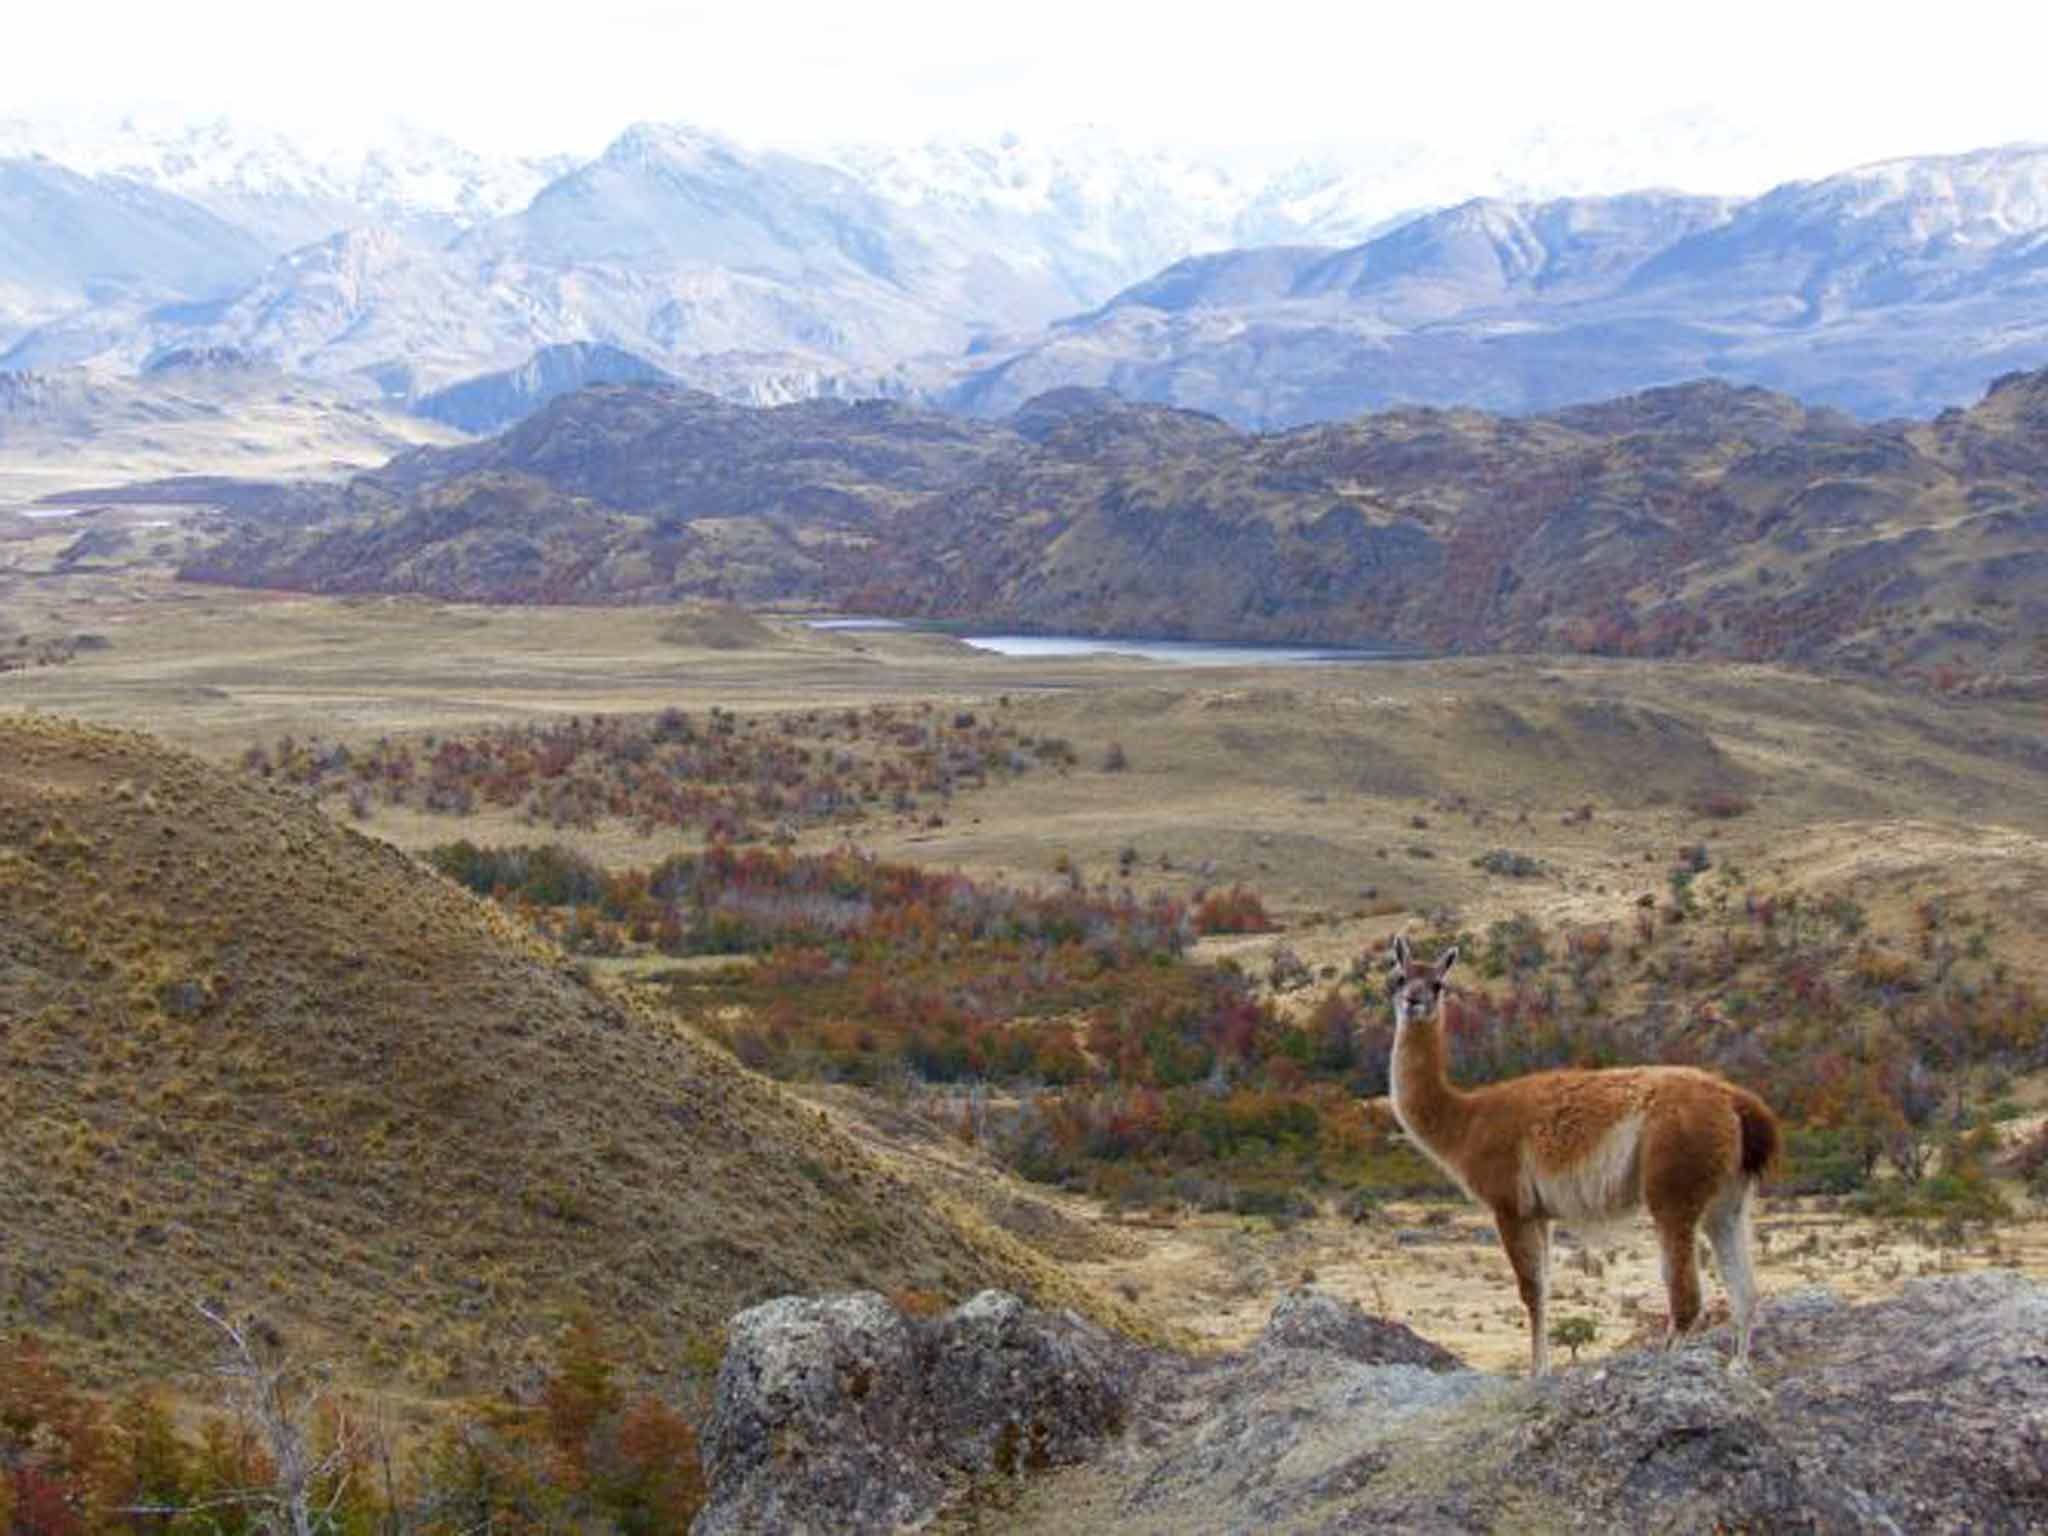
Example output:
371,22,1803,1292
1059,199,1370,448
1478,914,1549,980
1779,1126,1871,1195
1689,790,1754,820
1821,892,1869,937
889,1288,949,1318
1230,1185,1314,1224
1338,1187,1380,1223
1548,1314,1598,1363
1472,848,1543,879
1101,741,1129,772
1194,885,1275,935
239,701,1044,845
1265,944,1313,993
417,1316,706,1534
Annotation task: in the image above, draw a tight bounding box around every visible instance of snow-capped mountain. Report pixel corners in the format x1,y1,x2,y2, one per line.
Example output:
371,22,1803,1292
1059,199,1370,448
3,114,2047,427
0,155,272,342
0,114,573,369
1,225,530,389
949,144,2048,425
0,114,573,248
1626,143,2048,317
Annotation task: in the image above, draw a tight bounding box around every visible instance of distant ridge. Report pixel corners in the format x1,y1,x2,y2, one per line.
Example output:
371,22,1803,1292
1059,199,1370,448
412,342,675,434
180,365,2048,683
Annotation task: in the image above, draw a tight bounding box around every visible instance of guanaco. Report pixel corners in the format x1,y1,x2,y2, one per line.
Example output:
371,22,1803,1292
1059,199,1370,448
1386,935,1778,1375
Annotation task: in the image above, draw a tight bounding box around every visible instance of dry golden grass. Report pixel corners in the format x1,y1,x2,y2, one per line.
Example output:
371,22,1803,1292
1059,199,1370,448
0,715,1148,1393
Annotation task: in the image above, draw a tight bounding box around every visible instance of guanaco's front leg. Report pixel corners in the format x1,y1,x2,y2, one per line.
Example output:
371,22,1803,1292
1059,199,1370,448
1494,1209,1552,1377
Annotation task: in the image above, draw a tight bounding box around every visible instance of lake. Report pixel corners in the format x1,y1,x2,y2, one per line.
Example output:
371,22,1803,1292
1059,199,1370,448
806,619,1399,667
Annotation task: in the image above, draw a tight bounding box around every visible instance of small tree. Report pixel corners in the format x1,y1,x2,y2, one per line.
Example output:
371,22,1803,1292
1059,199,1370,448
1547,1314,1598,1364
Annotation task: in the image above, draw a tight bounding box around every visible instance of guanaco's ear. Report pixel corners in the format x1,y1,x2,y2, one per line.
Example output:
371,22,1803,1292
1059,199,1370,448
1433,945,1458,982
1391,934,1412,972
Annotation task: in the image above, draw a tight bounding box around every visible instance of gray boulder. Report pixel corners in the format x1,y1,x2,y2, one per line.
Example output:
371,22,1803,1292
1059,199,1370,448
694,1289,1150,1535
1254,1288,1464,1371
922,1290,1135,1478
691,1292,935,1536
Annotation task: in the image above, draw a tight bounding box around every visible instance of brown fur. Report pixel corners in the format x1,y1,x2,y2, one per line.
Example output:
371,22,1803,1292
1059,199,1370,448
1387,936,1779,1374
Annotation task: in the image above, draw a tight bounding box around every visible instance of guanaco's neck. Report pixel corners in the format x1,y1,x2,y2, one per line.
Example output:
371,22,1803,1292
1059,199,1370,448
1390,1005,1467,1156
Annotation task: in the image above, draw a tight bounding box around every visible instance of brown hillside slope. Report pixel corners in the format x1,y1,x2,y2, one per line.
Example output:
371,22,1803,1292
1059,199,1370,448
0,714,1119,1388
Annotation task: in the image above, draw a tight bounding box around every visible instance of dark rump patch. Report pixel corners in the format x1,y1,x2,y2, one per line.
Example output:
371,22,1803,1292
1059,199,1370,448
1735,1093,1780,1179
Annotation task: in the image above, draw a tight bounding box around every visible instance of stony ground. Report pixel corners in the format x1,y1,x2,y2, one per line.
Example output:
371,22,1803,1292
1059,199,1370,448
695,1275,2048,1535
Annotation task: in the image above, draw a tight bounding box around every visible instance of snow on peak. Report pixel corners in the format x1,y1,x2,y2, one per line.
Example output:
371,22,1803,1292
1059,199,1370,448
0,112,569,236
1780,142,2048,242
601,122,753,171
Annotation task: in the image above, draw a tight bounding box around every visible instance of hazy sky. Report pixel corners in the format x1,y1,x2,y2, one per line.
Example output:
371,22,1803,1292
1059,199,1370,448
19,0,2048,189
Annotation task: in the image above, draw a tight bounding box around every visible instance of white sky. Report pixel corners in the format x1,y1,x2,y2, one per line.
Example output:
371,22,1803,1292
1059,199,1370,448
17,0,2048,190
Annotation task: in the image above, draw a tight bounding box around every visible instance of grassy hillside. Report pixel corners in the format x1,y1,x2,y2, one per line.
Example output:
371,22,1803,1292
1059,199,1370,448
0,714,1127,1389
173,370,2048,683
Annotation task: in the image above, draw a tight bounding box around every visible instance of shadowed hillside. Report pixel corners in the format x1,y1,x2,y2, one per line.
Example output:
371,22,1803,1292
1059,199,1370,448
181,384,1017,602
176,368,2048,684
0,714,1125,1388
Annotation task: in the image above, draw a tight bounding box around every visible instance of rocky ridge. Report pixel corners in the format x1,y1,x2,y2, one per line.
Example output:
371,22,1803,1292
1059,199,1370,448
694,1274,2048,1534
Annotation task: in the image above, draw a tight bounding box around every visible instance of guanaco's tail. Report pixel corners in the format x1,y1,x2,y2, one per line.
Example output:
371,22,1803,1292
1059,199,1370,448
1733,1089,1780,1181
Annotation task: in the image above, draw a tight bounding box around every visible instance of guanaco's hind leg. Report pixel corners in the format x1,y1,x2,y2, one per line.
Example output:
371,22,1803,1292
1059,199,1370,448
1654,1213,1705,1348
1494,1210,1553,1376
1642,1107,1717,1351
1704,1179,1761,1371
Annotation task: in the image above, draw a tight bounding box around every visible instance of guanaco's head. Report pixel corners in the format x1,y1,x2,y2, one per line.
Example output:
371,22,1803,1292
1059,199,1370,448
1389,935,1457,1028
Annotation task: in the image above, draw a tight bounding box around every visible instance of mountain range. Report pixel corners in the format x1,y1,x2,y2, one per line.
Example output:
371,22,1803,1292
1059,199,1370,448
0,117,1407,398
956,145,2048,424
178,365,2048,686
4,116,2046,422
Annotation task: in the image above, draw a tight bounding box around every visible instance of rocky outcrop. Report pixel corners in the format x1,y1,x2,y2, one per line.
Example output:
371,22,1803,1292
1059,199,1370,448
693,1274,2048,1535
1252,1288,1463,1371
694,1290,1153,1536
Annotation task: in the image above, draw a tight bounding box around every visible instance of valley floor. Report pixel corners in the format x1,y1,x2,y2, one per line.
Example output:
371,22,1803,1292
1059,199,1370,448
8,518,2048,1390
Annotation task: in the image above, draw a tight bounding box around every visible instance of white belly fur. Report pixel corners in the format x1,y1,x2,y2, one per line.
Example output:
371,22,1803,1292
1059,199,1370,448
1520,1113,1645,1229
